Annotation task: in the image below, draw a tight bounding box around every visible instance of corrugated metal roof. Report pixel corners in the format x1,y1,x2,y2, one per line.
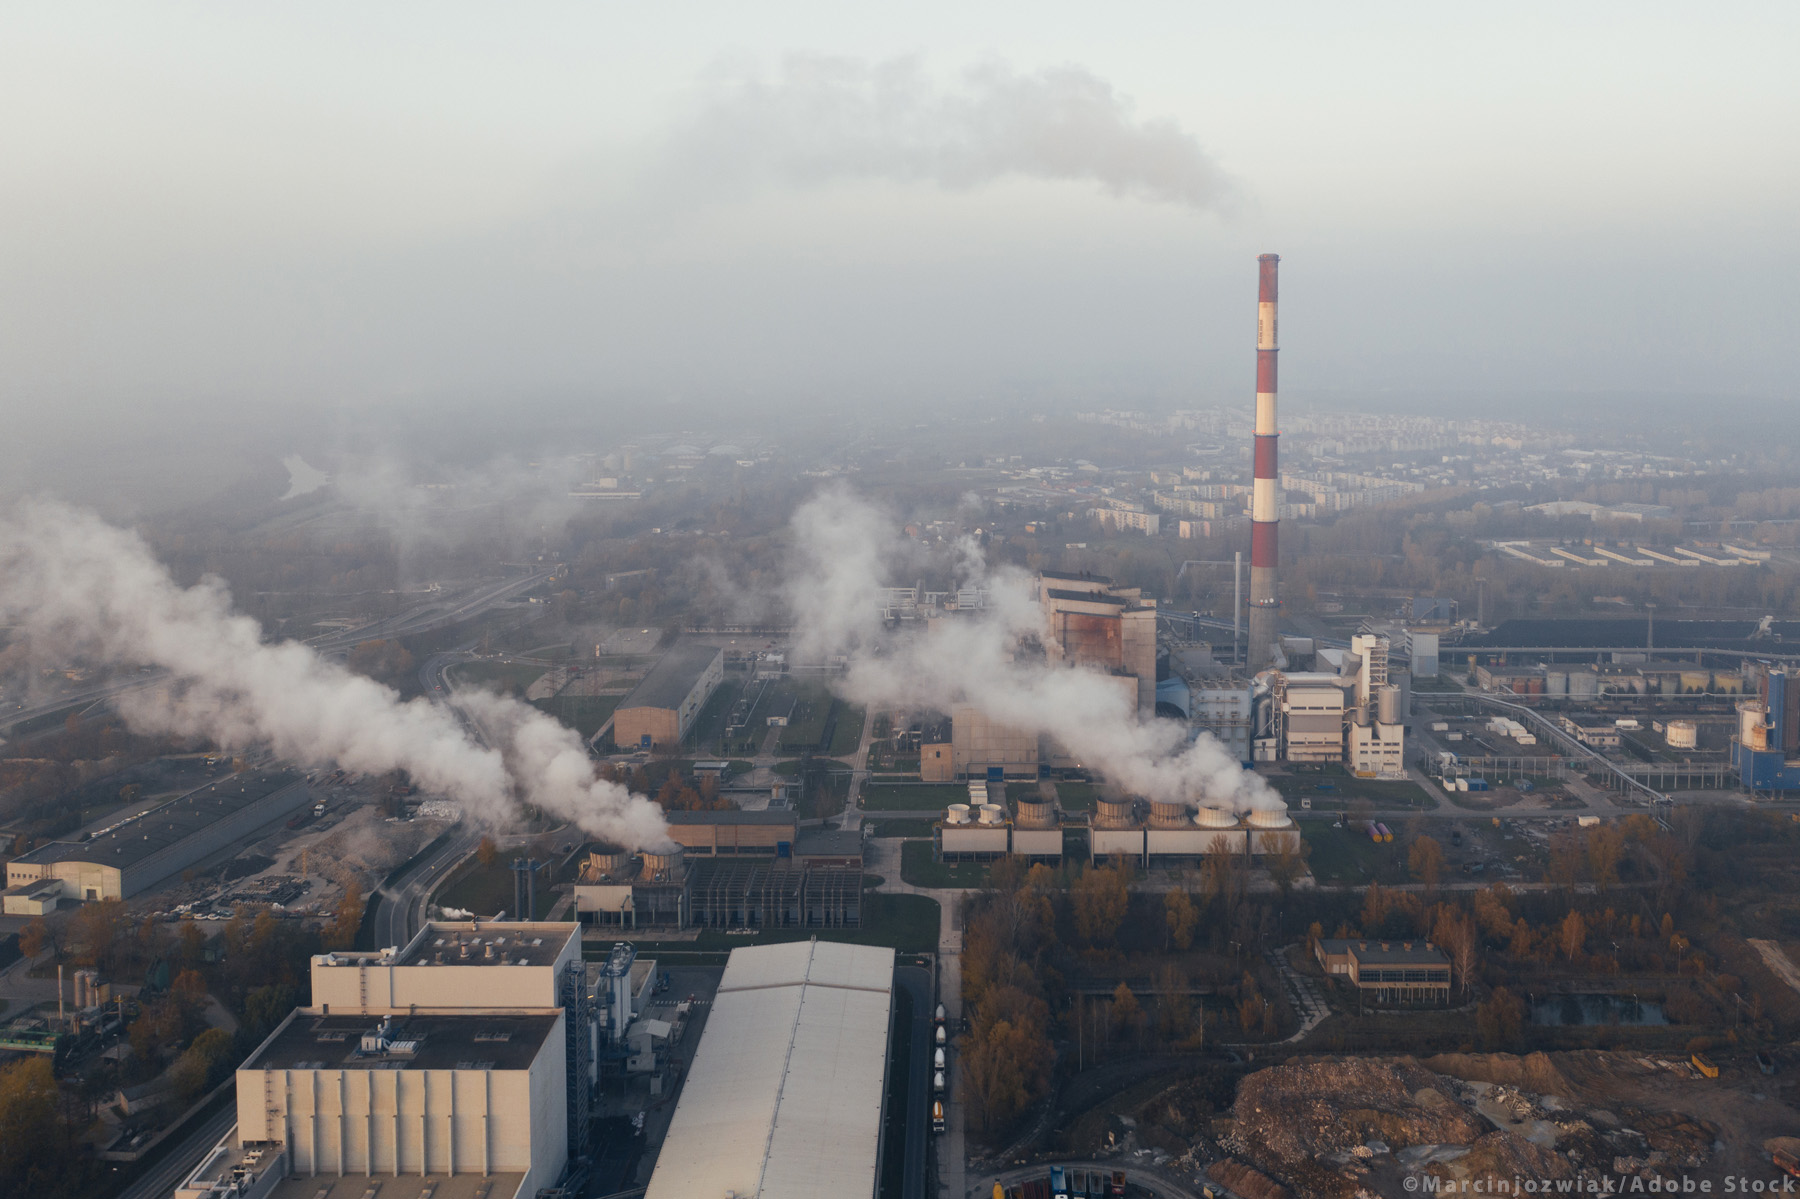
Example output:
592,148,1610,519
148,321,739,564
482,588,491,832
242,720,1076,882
618,642,724,712
645,940,894,1199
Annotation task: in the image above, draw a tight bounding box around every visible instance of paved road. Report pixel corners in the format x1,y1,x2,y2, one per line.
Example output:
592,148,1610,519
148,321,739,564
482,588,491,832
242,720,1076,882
111,1101,236,1199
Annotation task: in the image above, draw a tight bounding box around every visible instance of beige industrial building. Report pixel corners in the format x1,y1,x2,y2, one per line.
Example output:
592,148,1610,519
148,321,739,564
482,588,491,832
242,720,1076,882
6,772,311,902
1089,797,1299,866
612,642,725,749
176,922,585,1199
661,808,798,856
645,940,895,1199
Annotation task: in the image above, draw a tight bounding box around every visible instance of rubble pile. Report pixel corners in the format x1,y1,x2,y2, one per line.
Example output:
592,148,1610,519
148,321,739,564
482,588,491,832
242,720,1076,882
1233,1057,1487,1167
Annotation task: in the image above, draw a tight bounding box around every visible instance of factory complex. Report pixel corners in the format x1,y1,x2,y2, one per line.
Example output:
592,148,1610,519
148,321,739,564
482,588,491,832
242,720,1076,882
4,771,311,904
644,940,896,1199
177,921,589,1199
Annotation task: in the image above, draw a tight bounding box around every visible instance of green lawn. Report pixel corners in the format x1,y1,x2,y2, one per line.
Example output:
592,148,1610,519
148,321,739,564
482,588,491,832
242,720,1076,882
1053,780,1100,812
862,783,969,811
529,694,619,738
1265,769,1437,811
900,840,991,889
1300,823,1405,886
868,819,939,838
436,858,558,919
452,660,547,694
772,759,805,777
828,704,867,757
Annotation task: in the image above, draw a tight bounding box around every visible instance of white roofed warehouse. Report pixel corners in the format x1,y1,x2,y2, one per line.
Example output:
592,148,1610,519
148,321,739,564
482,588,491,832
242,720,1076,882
645,940,896,1199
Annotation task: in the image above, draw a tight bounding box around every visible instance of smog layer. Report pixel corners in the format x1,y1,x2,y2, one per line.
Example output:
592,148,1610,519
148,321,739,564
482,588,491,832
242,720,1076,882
0,500,671,850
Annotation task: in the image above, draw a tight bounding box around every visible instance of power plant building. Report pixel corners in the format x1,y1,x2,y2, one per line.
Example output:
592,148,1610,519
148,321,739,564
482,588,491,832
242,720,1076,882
1038,570,1158,714
612,642,725,750
1736,667,1800,791
645,941,895,1199
1254,634,1406,777
177,922,587,1199
6,772,311,902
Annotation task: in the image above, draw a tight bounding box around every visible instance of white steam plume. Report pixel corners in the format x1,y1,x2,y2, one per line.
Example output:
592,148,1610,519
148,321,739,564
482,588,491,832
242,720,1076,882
787,488,1280,813
0,501,670,849
669,55,1236,211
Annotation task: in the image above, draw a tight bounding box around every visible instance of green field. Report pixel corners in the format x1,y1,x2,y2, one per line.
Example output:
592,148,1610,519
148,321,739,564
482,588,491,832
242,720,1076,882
1301,822,1405,886
530,695,619,738
900,840,991,889
1053,780,1100,811
1265,769,1437,811
772,759,805,777
452,660,548,694
828,704,867,757
868,819,939,838
436,858,559,919
861,783,969,811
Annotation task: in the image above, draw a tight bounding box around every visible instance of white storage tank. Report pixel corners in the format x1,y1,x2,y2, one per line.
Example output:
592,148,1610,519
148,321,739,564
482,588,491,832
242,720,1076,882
1544,671,1569,696
1666,719,1698,750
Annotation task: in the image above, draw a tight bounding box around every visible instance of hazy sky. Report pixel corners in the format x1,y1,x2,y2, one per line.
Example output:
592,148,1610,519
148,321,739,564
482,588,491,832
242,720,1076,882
1,2,1794,458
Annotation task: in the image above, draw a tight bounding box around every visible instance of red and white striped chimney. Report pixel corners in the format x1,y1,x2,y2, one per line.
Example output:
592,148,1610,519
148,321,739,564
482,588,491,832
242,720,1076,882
1247,253,1281,669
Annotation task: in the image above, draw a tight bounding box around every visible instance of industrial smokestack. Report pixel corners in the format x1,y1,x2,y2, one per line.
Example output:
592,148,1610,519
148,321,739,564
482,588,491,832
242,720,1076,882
1248,253,1281,669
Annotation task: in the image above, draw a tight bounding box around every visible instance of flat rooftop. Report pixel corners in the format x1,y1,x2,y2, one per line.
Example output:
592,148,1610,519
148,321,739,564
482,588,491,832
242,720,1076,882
618,642,723,712
795,828,863,858
318,921,578,970
245,1012,558,1073
15,771,303,872
1320,938,1450,966
645,940,894,1199
1045,588,1127,606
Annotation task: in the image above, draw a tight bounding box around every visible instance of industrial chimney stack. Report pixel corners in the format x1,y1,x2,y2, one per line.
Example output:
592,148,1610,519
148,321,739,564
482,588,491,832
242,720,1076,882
1247,253,1281,669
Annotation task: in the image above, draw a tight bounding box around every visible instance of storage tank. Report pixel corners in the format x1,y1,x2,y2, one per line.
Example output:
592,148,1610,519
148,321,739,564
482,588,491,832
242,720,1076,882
1094,797,1136,828
1014,799,1057,830
1377,685,1403,725
1544,670,1568,696
1569,672,1600,699
977,804,1005,826
1666,719,1698,750
944,804,971,825
1149,800,1192,829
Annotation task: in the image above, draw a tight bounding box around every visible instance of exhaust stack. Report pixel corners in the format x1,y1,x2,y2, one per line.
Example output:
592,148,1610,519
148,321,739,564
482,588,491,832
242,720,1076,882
1248,253,1281,669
